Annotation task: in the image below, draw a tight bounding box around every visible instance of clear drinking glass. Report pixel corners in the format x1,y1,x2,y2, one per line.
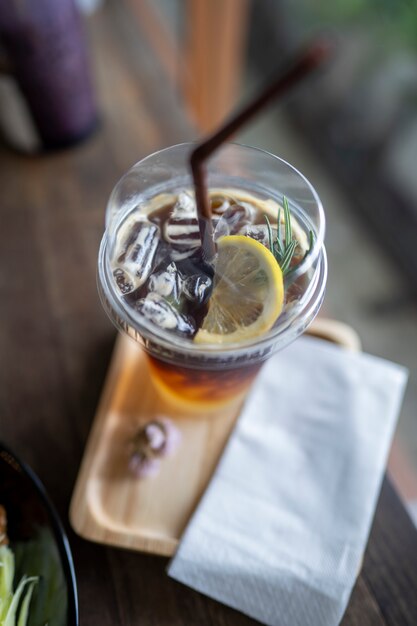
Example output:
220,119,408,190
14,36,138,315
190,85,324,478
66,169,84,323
98,143,327,412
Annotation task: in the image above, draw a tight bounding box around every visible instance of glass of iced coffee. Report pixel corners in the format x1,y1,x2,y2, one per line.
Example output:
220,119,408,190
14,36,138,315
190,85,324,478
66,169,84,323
97,143,327,412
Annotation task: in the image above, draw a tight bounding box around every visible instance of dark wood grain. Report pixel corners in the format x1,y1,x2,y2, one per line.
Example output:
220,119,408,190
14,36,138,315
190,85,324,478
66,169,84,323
341,478,417,626
1,3,417,625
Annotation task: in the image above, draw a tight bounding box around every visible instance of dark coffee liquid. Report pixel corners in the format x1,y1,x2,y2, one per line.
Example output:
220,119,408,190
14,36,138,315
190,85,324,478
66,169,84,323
110,190,310,407
116,193,307,339
148,354,263,406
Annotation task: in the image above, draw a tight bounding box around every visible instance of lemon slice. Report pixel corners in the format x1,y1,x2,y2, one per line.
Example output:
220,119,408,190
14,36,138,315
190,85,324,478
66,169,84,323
194,235,284,344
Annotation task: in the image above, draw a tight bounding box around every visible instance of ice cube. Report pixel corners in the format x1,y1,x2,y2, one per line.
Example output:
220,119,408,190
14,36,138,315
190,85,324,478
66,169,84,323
113,267,135,295
115,215,143,263
163,213,202,261
135,292,195,336
148,262,182,302
172,191,196,215
210,195,233,215
164,215,201,247
170,248,192,261
214,203,256,240
168,219,220,261
113,217,160,293
183,274,212,305
239,224,273,248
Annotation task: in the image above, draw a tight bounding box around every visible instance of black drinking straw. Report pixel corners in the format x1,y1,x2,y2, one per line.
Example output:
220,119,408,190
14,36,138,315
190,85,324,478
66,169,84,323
190,39,332,263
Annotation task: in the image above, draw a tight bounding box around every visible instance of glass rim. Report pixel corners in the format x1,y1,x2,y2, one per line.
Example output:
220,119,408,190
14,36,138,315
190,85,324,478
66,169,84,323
100,141,327,357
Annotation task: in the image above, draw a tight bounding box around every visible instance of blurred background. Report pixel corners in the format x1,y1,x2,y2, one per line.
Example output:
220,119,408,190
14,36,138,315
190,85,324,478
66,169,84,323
1,0,416,517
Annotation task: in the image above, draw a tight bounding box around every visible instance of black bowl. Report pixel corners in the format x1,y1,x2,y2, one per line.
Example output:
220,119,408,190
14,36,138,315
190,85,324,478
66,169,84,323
0,442,78,626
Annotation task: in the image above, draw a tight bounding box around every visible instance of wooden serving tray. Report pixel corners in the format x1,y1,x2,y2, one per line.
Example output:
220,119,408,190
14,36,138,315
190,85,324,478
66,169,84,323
70,319,360,556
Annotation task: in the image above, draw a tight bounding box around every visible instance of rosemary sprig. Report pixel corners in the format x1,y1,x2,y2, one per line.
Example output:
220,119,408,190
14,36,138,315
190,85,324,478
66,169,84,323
264,196,314,277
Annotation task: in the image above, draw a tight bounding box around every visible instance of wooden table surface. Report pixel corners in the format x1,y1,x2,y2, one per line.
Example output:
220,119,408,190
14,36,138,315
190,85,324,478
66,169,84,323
1,3,417,625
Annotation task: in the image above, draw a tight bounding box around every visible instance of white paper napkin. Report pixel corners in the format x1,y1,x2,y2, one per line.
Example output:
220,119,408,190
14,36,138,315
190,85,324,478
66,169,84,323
168,336,408,626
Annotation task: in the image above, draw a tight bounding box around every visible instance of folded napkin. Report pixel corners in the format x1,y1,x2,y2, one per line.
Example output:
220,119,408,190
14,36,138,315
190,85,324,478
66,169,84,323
168,336,408,626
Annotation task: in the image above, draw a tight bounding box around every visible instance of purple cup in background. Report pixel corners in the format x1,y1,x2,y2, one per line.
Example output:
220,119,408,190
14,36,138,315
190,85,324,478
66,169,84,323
0,0,98,151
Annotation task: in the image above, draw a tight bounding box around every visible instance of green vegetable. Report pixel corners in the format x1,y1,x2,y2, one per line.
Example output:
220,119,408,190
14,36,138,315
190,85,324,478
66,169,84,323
265,195,314,276
14,528,67,626
0,545,38,626
16,580,36,626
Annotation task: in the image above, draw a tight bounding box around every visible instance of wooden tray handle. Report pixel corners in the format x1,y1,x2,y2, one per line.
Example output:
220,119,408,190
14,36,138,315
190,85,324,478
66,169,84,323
306,318,362,352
